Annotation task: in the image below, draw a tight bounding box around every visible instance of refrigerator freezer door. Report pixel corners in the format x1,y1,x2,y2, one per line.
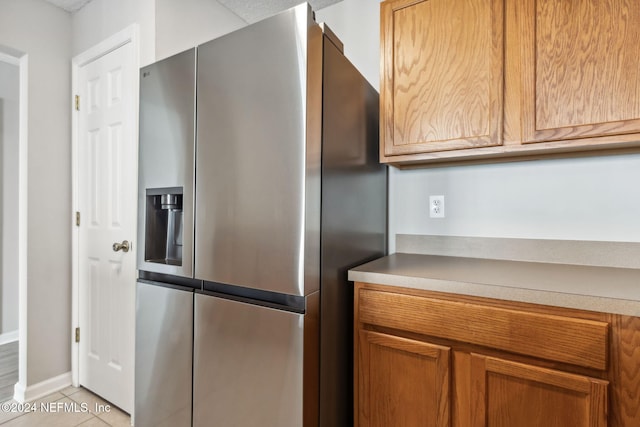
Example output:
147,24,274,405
134,281,193,427
137,48,196,278
195,3,323,296
193,292,314,427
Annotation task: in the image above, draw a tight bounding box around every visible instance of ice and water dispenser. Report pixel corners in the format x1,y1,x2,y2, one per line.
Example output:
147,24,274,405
144,187,184,266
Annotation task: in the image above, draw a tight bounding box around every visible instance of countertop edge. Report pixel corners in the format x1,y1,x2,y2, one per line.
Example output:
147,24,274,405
348,259,640,317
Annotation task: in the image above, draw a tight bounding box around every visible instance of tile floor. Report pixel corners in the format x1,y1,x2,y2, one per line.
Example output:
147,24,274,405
0,386,131,426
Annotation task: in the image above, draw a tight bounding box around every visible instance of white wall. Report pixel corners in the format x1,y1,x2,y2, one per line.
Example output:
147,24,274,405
72,0,155,66
317,0,640,252
0,0,72,385
155,0,246,61
0,59,19,335
315,0,380,91
73,0,246,65
391,155,640,244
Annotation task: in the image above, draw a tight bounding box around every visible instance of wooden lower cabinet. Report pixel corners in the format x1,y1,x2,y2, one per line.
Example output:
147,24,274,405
469,354,608,427
354,282,640,427
358,330,451,426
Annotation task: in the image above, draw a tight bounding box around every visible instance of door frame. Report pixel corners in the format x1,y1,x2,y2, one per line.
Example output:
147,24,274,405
0,47,29,403
71,24,140,390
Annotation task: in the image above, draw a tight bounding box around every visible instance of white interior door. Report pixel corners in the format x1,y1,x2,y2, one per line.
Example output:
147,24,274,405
77,41,136,413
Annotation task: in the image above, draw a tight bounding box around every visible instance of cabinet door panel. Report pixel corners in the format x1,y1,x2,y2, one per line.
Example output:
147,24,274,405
381,0,504,156
523,0,640,143
470,354,608,427
358,330,450,427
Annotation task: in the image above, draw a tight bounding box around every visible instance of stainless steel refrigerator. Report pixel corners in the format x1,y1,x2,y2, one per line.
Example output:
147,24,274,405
135,3,386,426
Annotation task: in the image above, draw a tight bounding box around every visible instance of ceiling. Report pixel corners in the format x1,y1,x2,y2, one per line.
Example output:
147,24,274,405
217,0,341,23
43,0,341,22
44,0,93,13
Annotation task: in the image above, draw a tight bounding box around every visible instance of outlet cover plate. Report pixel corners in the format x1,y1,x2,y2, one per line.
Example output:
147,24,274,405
429,195,445,218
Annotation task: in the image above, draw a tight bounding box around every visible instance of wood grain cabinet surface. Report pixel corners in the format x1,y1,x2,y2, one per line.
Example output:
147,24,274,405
358,330,451,427
380,0,504,157
521,0,640,144
354,282,640,427
470,355,608,427
380,0,640,166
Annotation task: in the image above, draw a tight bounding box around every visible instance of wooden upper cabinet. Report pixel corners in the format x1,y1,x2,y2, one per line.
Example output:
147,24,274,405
380,0,640,165
521,0,640,143
380,0,504,159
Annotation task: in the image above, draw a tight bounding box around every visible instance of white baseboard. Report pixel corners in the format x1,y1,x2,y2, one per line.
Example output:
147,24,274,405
0,330,18,346
13,382,25,403
13,371,72,403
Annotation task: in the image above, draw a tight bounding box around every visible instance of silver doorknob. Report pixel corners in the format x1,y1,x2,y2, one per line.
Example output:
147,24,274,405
113,240,130,253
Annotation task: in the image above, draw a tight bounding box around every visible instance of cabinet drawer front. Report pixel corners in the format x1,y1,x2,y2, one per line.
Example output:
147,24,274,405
358,288,608,370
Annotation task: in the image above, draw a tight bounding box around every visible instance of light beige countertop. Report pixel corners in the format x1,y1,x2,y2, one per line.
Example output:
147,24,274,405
348,253,640,316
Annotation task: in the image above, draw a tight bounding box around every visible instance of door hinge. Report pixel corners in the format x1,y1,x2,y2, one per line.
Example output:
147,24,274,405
75,327,80,343
75,211,80,227
75,95,80,111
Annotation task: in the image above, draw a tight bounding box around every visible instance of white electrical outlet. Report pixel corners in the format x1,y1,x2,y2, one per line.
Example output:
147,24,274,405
429,195,445,218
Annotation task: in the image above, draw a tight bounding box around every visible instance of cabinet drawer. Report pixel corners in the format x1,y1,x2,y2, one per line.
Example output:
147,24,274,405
358,288,609,370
